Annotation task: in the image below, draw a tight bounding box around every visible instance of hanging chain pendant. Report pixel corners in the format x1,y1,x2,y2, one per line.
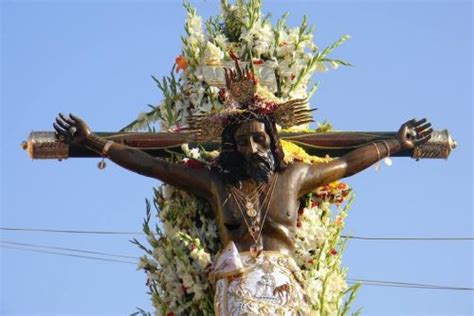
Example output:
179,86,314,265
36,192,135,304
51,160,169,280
245,199,257,217
97,159,107,170
249,224,260,238
250,244,262,258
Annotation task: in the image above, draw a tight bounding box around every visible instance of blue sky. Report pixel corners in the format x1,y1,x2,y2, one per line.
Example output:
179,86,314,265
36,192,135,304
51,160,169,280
1,0,472,315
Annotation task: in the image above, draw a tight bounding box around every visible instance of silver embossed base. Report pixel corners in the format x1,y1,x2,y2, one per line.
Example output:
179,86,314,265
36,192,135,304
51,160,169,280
212,246,309,315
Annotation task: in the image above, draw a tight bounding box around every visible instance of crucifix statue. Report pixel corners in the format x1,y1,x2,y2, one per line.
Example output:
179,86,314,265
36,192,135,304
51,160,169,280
34,58,454,315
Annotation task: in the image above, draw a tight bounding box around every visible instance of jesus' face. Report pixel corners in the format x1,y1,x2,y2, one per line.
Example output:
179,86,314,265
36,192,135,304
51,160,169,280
233,120,275,183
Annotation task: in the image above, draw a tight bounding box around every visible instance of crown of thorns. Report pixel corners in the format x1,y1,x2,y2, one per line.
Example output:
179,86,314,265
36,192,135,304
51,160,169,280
183,56,315,141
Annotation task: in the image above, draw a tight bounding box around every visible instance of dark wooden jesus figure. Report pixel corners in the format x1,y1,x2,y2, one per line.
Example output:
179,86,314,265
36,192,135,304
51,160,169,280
54,110,431,313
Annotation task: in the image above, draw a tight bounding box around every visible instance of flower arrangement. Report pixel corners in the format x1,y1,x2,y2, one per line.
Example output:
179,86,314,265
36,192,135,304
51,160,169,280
128,1,360,315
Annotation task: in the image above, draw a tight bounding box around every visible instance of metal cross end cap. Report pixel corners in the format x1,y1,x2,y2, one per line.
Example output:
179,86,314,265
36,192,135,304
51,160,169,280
412,129,457,160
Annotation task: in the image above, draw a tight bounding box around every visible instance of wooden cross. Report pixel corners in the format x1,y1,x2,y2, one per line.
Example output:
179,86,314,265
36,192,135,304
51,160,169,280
22,129,456,161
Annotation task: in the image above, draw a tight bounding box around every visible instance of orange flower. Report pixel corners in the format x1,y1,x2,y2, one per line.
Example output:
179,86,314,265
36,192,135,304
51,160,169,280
175,55,187,73
337,182,348,190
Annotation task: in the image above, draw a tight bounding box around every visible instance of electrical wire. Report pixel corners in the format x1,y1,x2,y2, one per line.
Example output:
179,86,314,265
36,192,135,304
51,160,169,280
0,240,140,260
346,281,473,290
0,227,142,235
1,244,137,265
1,227,473,241
343,236,474,241
2,242,473,291
348,279,473,290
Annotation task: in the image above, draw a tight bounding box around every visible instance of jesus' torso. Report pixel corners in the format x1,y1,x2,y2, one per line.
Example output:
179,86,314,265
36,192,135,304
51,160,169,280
208,162,307,255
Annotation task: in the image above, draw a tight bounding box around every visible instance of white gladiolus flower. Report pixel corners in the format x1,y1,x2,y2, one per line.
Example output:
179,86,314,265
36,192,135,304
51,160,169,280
314,61,328,73
181,273,194,289
191,248,211,268
163,221,175,235
153,247,169,265
137,256,150,270
189,86,205,107
254,24,274,57
147,271,160,281
192,283,205,300
203,41,224,65
241,22,274,58
186,14,203,35
325,272,348,302
162,184,175,200
306,277,323,305
214,33,228,49
289,88,309,101
181,143,190,155
208,86,220,97
136,112,147,122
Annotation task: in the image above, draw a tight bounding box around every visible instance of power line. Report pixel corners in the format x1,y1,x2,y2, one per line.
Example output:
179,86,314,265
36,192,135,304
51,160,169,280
0,240,140,260
0,245,137,265
348,279,474,291
2,242,473,291
2,226,473,241
347,281,473,291
344,236,474,241
0,227,142,235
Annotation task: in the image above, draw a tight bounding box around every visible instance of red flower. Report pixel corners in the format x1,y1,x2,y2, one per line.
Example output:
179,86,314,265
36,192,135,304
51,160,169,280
218,88,227,103
330,248,338,256
335,197,344,204
171,123,183,133
307,259,314,265
253,59,264,65
167,313,175,316
175,55,187,73
338,183,348,190
311,200,319,208
184,159,205,169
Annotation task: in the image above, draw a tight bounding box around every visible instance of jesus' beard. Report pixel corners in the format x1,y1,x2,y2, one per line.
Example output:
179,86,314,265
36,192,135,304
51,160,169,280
244,152,275,184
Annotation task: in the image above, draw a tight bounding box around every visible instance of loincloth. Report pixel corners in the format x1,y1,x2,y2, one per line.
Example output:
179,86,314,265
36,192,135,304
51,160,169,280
211,243,309,315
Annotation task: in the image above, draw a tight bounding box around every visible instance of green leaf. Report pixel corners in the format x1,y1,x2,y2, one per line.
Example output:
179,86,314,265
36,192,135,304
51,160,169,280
339,283,361,316
320,34,351,59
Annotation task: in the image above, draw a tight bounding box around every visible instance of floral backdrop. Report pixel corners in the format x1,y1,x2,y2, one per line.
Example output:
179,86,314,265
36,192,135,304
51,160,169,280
126,1,360,315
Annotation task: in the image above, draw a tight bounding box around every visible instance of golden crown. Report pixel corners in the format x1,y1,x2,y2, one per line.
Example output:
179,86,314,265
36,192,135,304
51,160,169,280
184,55,314,141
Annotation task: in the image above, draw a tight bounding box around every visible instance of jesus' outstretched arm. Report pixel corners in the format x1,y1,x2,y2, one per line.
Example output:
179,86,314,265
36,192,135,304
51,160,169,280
298,118,433,196
53,113,216,199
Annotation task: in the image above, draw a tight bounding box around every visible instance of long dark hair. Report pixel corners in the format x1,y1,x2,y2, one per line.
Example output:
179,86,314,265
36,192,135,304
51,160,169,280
216,116,287,184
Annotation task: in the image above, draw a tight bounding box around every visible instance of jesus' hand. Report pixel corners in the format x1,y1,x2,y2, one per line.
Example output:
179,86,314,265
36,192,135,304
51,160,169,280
53,113,92,146
397,118,433,150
